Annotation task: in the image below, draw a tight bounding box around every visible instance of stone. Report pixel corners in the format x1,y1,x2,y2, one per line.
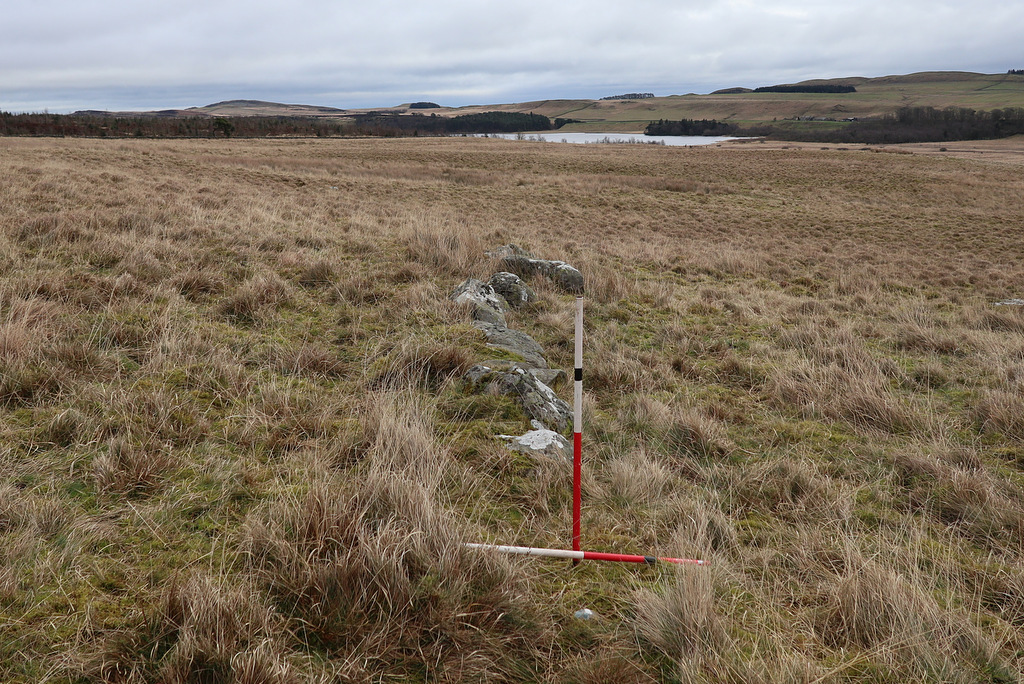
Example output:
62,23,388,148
549,262,585,294
486,243,532,260
495,367,571,432
488,271,536,309
523,367,567,389
475,323,548,369
501,255,584,294
486,244,585,295
498,428,572,462
463,364,494,386
451,278,508,326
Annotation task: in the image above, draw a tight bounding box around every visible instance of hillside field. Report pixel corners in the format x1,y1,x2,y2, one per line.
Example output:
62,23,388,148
2,136,1024,682
447,72,1024,131
177,71,1024,133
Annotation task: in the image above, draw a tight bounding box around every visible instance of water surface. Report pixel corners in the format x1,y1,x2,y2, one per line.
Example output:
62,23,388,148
474,132,742,146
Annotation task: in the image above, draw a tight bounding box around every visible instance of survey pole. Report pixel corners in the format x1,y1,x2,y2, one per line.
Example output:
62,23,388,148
573,296,583,558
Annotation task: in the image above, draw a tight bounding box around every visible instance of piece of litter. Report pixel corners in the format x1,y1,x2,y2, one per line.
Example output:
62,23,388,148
574,608,595,620
994,299,1024,307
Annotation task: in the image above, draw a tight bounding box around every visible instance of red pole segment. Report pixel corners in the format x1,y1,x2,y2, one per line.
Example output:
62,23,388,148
572,432,582,553
573,296,583,557
464,542,707,566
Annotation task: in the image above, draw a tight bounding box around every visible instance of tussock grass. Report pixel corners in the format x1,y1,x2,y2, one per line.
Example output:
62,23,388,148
240,473,539,680
94,574,298,684
3,136,1024,681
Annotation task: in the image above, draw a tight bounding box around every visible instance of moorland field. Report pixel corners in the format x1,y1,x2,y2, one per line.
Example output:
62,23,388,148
2,135,1024,682
50,71,1024,138
441,72,1024,132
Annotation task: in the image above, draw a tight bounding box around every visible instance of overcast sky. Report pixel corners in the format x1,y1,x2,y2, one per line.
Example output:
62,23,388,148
3,0,1022,113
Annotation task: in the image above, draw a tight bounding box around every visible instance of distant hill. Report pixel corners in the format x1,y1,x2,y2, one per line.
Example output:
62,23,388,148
186,100,349,117
66,71,1024,134
391,71,1024,132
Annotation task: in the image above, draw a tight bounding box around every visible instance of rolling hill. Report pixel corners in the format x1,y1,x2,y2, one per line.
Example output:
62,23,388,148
107,71,1024,132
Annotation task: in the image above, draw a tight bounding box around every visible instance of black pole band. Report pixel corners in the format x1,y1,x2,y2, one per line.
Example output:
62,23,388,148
644,556,657,564
574,368,583,381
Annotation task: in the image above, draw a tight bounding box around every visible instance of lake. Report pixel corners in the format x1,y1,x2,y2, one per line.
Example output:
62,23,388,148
472,132,744,146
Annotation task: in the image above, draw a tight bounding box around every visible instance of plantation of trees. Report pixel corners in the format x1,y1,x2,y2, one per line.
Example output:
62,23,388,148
778,106,1024,144
0,110,556,138
752,84,857,94
644,118,739,136
601,93,655,100
643,107,1024,144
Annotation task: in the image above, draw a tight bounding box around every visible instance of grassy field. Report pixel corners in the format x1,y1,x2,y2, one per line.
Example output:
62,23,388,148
400,72,1024,131
3,135,1024,682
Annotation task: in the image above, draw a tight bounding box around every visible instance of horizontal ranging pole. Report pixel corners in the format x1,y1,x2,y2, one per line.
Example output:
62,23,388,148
465,542,707,566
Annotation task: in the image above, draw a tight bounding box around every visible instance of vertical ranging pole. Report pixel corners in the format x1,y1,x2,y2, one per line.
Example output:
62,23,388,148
573,296,583,559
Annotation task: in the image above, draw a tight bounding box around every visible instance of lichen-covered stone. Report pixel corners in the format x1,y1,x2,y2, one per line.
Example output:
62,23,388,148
475,322,547,369
498,428,571,461
495,367,571,432
548,262,585,294
486,244,584,294
486,244,532,260
524,367,567,389
501,256,584,294
451,278,508,326
488,271,536,309
463,364,494,386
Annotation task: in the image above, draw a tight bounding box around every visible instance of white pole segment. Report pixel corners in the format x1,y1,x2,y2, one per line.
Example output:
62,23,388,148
465,543,584,560
574,297,583,430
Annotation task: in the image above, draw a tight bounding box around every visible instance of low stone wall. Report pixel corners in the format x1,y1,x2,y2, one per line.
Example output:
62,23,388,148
450,245,584,461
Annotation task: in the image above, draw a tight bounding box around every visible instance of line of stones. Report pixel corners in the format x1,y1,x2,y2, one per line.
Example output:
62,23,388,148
450,245,584,461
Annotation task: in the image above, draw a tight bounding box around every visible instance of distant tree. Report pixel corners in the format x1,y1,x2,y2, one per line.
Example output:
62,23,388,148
213,118,235,137
409,102,441,109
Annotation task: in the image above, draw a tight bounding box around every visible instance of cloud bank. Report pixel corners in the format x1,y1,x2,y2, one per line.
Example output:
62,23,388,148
3,0,1021,111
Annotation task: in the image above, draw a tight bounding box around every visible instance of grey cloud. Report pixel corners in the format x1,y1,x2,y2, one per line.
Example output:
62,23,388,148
3,0,1022,112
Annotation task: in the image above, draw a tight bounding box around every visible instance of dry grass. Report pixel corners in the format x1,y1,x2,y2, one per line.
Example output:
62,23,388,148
2,135,1024,681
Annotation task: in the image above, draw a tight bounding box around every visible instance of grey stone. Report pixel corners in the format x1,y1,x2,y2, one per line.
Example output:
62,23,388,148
475,322,548,369
549,262,585,294
498,428,572,462
472,303,507,327
502,255,584,294
495,367,571,432
451,278,508,327
486,243,533,260
463,364,494,385
488,271,536,308
523,367,567,389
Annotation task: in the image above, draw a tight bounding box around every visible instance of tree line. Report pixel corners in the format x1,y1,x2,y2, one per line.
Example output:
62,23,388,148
772,106,1024,144
0,110,559,138
601,93,655,100
644,118,739,136
644,107,1024,144
753,85,857,94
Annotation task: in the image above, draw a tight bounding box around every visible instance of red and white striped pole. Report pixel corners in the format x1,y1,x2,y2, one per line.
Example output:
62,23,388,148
572,296,583,561
464,297,709,570
465,542,707,566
